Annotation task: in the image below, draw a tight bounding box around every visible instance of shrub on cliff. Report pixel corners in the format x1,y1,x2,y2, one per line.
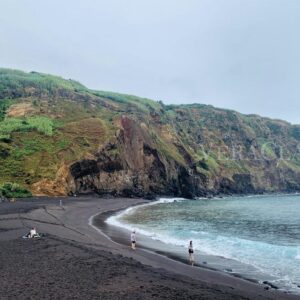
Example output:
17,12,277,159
0,182,32,198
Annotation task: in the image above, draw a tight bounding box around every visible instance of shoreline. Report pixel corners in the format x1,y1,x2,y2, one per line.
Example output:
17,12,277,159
0,196,299,299
92,200,293,294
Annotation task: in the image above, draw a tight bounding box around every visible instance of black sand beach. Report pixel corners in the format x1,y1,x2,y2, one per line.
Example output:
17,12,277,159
0,197,299,300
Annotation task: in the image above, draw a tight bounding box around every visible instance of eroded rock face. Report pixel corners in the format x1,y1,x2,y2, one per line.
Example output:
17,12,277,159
31,164,73,196
69,117,204,198
17,113,300,198
67,115,300,199
219,174,256,194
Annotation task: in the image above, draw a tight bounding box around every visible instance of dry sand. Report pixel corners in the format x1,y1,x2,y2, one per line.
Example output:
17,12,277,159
0,196,299,300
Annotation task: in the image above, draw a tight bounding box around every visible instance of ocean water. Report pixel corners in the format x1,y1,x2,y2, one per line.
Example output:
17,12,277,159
107,194,300,293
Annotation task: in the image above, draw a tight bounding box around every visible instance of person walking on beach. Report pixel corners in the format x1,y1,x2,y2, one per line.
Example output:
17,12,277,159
131,230,136,250
188,240,194,266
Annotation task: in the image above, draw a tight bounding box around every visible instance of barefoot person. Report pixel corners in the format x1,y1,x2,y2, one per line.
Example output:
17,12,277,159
131,230,136,250
188,240,194,266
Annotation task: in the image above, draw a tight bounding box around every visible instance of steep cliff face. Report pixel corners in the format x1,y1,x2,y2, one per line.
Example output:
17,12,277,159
1,68,300,198
69,116,206,198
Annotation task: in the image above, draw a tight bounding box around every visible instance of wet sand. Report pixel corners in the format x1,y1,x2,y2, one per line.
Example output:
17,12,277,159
0,196,299,300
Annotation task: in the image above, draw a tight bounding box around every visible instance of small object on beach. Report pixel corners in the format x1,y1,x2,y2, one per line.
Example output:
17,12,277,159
131,230,136,250
188,240,195,266
224,268,233,272
23,227,40,239
59,199,63,207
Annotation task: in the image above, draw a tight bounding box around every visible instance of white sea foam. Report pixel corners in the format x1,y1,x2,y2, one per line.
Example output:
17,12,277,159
106,197,191,246
106,197,187,230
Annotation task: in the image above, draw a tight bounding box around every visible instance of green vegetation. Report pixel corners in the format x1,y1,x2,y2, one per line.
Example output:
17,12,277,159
0,116,53,140
0,134,67,184
27,116,53,135
291,126,300,140
0,99,12,121
155,136,186,166
0,182,32,198
197,157,219,172
94,90,162,112
12,136,55,159
0,68,87,100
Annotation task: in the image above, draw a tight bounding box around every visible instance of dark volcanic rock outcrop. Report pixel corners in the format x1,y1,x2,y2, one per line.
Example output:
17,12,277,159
69,116,205,198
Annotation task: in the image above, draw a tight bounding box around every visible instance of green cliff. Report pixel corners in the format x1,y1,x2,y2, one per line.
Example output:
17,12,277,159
1,68,300,198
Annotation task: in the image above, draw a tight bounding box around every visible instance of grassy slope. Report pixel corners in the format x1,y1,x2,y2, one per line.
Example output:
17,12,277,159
0,68,300,195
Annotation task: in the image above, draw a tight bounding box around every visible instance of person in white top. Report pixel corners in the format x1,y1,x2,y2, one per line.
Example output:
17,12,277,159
28,227,38,238
131,230,136,250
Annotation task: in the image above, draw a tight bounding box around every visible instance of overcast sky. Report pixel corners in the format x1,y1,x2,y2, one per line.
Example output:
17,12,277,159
1,0,300,123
